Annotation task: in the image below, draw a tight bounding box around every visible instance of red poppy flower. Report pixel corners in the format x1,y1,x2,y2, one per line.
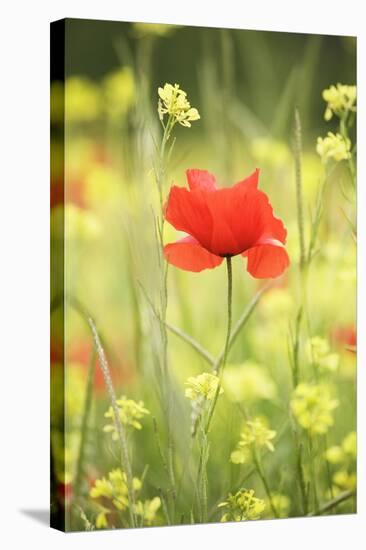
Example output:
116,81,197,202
164,168,289,278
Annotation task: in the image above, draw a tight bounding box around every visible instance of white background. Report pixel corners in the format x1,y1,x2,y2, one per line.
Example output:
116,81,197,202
0,1,364,548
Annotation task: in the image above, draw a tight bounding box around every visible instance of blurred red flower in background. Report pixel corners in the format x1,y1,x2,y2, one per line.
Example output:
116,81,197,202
331,325,357,353
164,168,289,278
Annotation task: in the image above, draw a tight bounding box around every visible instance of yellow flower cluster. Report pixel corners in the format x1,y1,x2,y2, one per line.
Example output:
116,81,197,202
322,83,357,121
90,468,142,511
306,336,339,373
185,372,222,401
90,469,161,528
104,396,150,439
290,383,339,435
134,497,162,526
158,83,200,128
103,67,135,117
316,132,351,163
324,432,357,496
218,489,266,522
265,493,291,518
325,431,356,464
230,417,276,464
64,69,136,123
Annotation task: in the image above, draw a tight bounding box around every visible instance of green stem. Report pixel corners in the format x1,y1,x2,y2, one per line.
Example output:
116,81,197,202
308,435,319,512
205,256,233,434
196,257,233,522
308,489,356,516
66,296,137,528
73,347,96,504
294,108,307,271
252,448,278,518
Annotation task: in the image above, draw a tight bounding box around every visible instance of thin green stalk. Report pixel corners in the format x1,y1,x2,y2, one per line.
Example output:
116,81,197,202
66,296,137,528
323,435,335,506
294,107,307,271
308,435,319,512
196,257,233,523
340,114,356,186
308,489,356,516
205,256,233,433
213,283,270,373
252,448,278,518
73,347,96,503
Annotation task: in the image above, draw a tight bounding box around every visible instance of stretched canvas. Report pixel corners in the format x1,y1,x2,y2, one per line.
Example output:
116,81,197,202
50,18,357,532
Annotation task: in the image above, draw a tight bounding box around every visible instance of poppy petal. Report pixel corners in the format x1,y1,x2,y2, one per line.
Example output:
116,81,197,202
164,235,223,272
243,240,289,279
234,168,260,191
205,187,271,256
165,186,213,250
186,169,217,192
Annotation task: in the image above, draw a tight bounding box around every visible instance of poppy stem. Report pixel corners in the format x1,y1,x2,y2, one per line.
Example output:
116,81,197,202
222,256,233,372
204,256,233,434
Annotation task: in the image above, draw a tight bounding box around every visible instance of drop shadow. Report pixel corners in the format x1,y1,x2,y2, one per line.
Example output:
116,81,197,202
20,509,49,527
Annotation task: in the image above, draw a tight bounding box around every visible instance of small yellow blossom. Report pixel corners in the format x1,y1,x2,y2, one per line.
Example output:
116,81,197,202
90,468,142,511
104,397,150,438
158,83,200,128
230,417,276,464
333,470,357,491
306,336,339,372
265,493,291,518
322,83,356,121
102,66,135,117
134,497,161,526
185,372,222,401
316,132,351,163
218,489,266,522
342,431,357,458
290,383,339,435
95,511,108,529
325,445,345,464
65,77,101,122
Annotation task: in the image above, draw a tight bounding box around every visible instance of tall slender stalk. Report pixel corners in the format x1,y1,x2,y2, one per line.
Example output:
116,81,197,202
73,347,96,504
153,111,177,518
294,107,307,271
196,257,233,522
205,256,233,433
252,448,278,518
66,296,137,528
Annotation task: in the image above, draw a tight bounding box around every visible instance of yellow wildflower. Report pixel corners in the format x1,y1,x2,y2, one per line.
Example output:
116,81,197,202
324,445,345,464
218,489,266,522
316,132,351,163
306,336,339,372
290,383,338,435
185,372,222,401
65,77,101,122
230,417,276,464
265,493,291,518
90,468,141,512
102,66,135,117
134,497,161,526
333,470,357,491
342,431,357,458
104,397,150,439
322,83,356,121
158,83,200,128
